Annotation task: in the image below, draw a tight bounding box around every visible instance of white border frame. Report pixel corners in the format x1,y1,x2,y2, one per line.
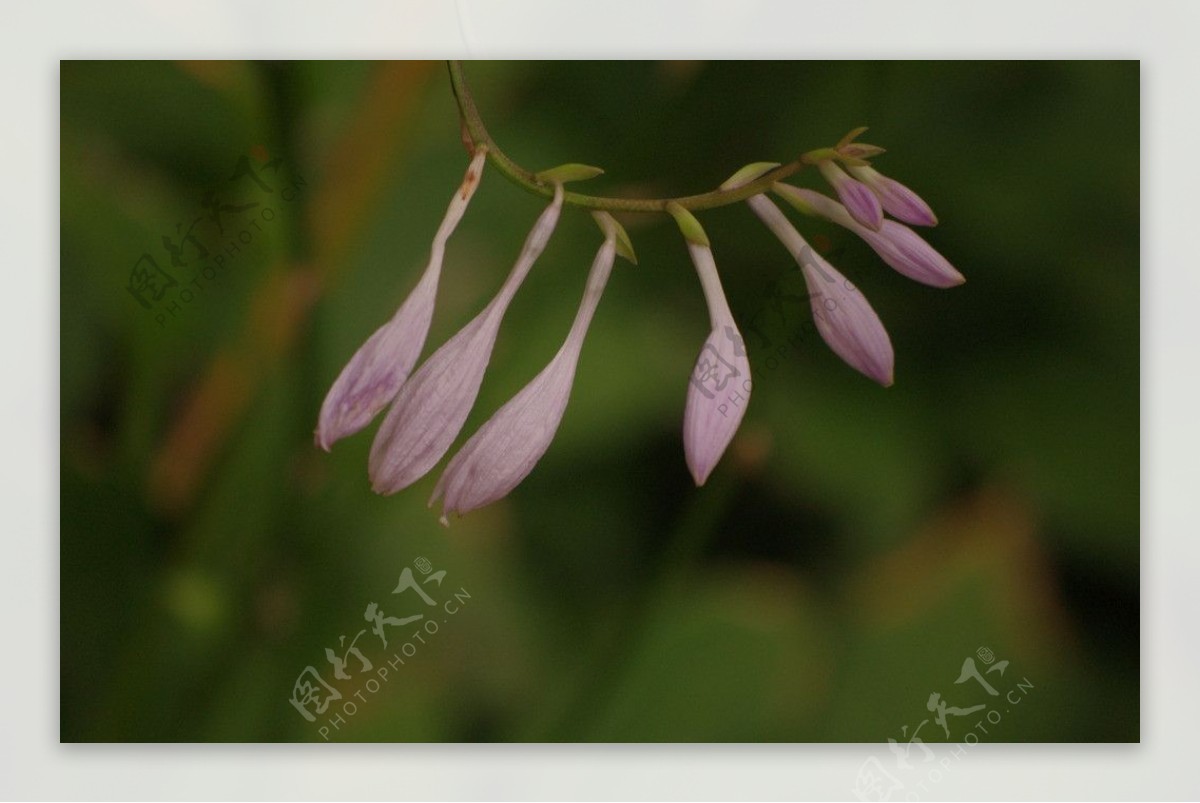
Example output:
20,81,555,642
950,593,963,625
10,0,1196,798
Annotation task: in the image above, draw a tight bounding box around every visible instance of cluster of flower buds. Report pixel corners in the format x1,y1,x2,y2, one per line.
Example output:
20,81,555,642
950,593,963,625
316,127,961,523
316,151,635,523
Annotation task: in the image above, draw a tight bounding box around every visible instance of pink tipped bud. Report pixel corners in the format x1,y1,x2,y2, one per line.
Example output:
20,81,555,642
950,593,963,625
368,185,564,495
774,186,963,288
681,243,751,486
865,221,963,288
747,195,894,386
848,164,938,227
818,160,883,231
315,149,487,451
432,227,618,521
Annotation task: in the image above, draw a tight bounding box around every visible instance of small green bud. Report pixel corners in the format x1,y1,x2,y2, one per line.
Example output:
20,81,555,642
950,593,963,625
836,126,870,148
534,163,605,184
772,182,818,217
838,143,886,160
719,161,781,190
800,147,839,164
592,212,638,265
666,202,710,248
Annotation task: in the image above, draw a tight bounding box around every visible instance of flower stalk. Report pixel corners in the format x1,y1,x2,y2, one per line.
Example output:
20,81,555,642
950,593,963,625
448,60,809,213
316,64,964,519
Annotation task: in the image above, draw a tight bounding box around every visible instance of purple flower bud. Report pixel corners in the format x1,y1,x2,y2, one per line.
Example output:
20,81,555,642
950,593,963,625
315,149,488,451
818,160,883,231
774,186,963,288
431,224,619,522
682,242,751,486
368,184,565,495
864,221,963,288
747,195,894,386
848,164,938,227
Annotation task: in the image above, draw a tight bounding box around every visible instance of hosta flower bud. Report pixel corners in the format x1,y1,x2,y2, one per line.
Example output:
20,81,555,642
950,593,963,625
847,164,938,227
818,160,884,231
431,214,621,521
747,194,894,386
368,184,565,495
668,204,751,486
315,148,488,451
775,185,963,288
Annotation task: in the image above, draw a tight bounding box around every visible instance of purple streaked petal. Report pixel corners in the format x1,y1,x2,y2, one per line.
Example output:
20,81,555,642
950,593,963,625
819,160,883,231
774,186,963,288
315,149,487,451
682,243,751,486
848,164,938,226
431,232,618,521
314,272,435,451
684,324,752,486
747,195,894,386
803,257,895,386
862,221,964,288
368,184,564,495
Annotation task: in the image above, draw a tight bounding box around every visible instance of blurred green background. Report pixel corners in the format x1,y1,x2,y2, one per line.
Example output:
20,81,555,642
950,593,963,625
59,61,1139,743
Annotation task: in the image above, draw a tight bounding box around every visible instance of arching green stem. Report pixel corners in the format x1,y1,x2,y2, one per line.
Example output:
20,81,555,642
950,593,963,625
448,61,808,213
